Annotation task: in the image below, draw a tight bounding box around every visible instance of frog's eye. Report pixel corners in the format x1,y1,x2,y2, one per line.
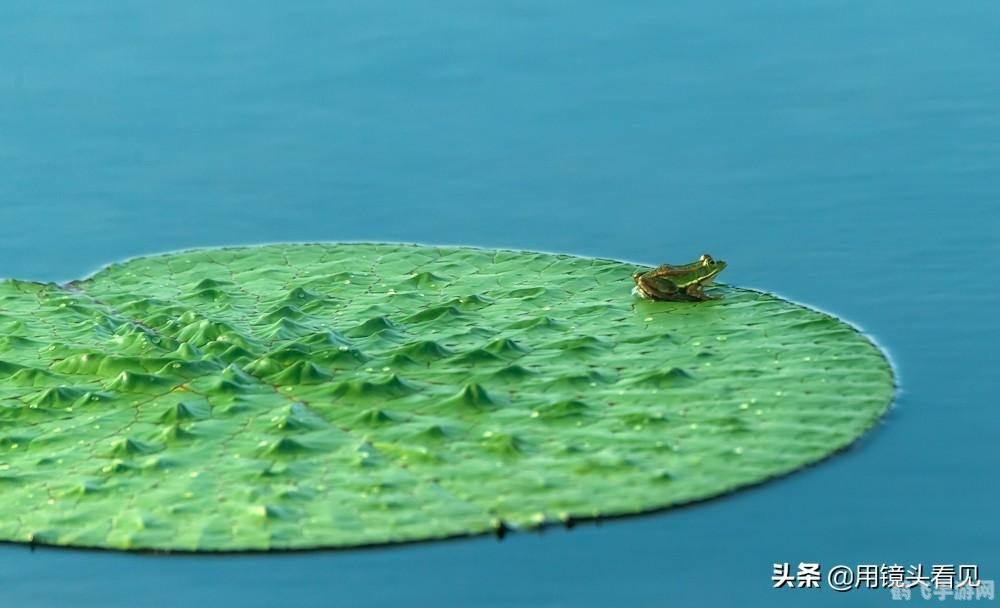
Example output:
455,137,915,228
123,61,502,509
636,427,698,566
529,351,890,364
700,254,714,265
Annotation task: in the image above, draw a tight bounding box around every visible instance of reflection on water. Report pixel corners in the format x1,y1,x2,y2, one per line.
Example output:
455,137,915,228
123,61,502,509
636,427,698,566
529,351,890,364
1,1,998,606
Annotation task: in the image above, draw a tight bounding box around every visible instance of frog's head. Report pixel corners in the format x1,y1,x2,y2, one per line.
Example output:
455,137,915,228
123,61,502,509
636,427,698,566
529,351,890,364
675,253,727,287
697,253,726,280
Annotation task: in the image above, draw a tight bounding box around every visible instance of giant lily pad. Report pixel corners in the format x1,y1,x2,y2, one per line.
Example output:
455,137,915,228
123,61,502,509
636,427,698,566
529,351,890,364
0,243,893,551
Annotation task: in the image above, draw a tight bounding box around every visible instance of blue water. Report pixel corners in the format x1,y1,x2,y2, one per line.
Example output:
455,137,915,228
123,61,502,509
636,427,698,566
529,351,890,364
2,2,998,606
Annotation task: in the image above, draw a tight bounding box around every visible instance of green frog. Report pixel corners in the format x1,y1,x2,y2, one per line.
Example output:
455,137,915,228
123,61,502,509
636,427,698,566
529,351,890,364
632,254,727,302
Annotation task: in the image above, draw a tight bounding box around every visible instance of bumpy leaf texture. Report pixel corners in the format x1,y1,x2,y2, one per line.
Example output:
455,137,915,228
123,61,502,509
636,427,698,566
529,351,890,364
0,244,893,551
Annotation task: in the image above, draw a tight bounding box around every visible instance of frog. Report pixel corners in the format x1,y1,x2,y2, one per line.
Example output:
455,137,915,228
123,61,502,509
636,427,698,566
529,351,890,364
631,254,727,302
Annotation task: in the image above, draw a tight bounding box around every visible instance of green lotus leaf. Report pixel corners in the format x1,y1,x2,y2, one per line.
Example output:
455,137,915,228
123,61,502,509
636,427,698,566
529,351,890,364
0,243,893,551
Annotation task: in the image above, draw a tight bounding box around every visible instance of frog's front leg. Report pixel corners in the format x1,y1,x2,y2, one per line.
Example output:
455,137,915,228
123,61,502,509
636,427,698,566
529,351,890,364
684,284,718,301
